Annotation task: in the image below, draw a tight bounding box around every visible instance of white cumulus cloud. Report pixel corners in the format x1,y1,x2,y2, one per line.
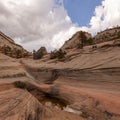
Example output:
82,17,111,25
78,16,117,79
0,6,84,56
0,0,120,51
89,0,120,34
0,0,74,51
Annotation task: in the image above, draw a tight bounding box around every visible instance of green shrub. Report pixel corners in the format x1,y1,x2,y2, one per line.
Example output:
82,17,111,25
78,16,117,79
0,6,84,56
81,38,94,46
78,32,94,48
16,49,22,58
50,49,66,60
50,51,57,59
87,38,94,45
117,31,120,38
33,50,44,60
57,49,66,59
13,81,38,92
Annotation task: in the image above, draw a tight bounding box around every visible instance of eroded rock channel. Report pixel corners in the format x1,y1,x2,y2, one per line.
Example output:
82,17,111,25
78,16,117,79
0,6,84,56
14,59,120,120
13,81,83,116
1,27,120,120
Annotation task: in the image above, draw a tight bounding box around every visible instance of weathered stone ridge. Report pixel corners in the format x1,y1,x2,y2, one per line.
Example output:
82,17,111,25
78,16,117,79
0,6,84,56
61,31,92,50
94,26,120,43
0,31,29,58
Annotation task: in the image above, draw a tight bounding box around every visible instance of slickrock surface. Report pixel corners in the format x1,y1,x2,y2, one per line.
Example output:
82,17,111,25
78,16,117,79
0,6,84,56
0,87,84,120
0,31,120,119
0,54,26,78
22,41,120,120
0,53,83,120
0,31,29,58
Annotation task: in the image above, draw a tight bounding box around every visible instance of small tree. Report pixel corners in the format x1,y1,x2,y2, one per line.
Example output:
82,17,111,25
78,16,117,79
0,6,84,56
3,45,11,55
80,32,87,48
33,50,44,60
33,47,47,60
33,50,36,59
16,49,22,58
117,31,120,38
50,51,57,59
87,38,94,45
50,49,66,60
57,49,65,59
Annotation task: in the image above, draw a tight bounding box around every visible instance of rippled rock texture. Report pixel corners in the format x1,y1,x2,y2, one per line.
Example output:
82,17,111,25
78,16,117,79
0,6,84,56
0,38,120,120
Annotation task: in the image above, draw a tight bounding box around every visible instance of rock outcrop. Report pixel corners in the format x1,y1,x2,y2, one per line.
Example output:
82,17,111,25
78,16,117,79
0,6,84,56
22,40,120,120
94,26,120,43
0,28,120,120
61,26,120,51
0,31,29,58
61,31,92,50
33,47,47,60
0,53,83,120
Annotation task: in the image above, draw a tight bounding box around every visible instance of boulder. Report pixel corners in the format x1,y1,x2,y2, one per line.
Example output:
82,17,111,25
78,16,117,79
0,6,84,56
0,31,29,58
61,31,92,50
33,47,47,60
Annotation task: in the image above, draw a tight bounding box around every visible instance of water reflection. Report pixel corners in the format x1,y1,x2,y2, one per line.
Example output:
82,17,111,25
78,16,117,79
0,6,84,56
40,97,66,110
39,94,82,115
43,101,82,115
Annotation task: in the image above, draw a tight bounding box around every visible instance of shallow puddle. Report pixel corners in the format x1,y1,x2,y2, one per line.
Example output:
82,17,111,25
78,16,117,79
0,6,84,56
39,95,82,115
39,95,67,110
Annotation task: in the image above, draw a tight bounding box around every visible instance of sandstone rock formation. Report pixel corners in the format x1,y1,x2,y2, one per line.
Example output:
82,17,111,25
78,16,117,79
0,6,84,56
0,53,83,120
22,40,120,120
61,31,92,50
0,31,29,58
61,26,120,51
94,26,120,43
33,47,47,60
0,29,120,120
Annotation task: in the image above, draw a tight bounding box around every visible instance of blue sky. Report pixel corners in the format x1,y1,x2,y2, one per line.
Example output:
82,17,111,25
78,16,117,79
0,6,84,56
63,0,102,26
0,0,120,51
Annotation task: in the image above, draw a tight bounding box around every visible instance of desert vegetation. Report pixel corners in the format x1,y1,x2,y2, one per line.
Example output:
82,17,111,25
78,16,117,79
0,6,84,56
117,31,120,38
33,47,47,60
0,45,29,58
33,50,44,60
50,49,66,60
